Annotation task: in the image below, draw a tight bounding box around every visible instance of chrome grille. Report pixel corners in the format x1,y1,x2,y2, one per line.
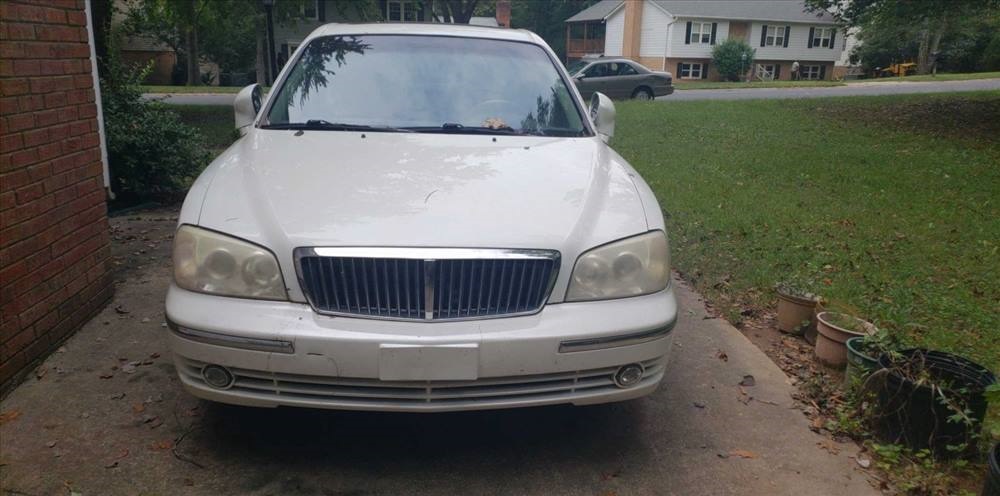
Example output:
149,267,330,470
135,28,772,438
295,248,559,321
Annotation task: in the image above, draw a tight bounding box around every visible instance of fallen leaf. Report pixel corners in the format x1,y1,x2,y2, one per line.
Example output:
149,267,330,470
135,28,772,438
738,375,756,387
729,449,759,459
184,478,195,487
109,392,126,400
0,410,22,425
151,440,174,451
46,441,57,448
856,456,871,469
149,352,161,359
99,372,114,379
140,317,151,323
816,440,840,455
132,403,145,414
693,401,706,409
35,366,48,380
114,305,130,314
121,364,137,374
716,350,729,362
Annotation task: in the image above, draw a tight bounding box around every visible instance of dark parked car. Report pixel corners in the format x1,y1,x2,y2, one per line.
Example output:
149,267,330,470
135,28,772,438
568,57,673,101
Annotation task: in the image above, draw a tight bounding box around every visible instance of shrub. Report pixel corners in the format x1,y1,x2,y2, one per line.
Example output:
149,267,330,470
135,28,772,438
101,34,210,202
711,39,756,82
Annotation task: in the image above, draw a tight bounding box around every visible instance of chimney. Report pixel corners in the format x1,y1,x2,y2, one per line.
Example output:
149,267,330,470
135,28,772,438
496,0,511,28
622,0,643,60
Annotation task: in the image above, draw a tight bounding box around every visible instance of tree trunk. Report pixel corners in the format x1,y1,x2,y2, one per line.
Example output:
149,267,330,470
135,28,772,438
916,19,930,74
927,21,946,76
255,17,266,86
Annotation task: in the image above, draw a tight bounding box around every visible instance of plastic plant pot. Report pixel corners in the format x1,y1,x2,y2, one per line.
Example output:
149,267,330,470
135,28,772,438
983,442,999,496
776,289,816,336
845,336,879,386
815,312,871,368
874,349,996,459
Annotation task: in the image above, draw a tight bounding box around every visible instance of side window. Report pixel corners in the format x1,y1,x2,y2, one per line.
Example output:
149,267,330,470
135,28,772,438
584,63,608,77
618,63,638,76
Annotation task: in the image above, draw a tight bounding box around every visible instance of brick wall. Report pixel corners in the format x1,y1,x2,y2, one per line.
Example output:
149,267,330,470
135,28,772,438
0,0,113,391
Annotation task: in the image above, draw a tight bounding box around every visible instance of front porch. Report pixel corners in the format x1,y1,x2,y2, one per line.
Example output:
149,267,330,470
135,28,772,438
565,21,605,62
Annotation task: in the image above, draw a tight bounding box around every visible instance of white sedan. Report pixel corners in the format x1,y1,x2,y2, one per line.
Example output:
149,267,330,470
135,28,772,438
166,23,678,412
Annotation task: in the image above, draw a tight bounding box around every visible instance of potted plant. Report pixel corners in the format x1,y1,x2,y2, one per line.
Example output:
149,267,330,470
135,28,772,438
873,349,996,458
775,280,819,337
845,329,898,385
984,442,999,496
815,311,876,367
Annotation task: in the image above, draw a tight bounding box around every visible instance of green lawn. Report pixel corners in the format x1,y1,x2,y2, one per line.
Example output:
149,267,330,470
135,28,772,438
142,85,244,94
856,71,1000,83
676,80,846,90
613,92,1000,372
168,105,237,155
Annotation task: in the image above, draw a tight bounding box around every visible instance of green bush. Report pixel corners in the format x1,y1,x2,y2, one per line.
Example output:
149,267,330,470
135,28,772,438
101,38,210,202
711,39,756,82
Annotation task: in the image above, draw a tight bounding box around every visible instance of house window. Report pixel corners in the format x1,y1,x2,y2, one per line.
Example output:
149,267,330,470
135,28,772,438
301,0,318,20
765,26,786,47
388,0,420,22
678,62,704,79
757,64,777,79
801,65,822,80
690,22,712,44
812,27,833,48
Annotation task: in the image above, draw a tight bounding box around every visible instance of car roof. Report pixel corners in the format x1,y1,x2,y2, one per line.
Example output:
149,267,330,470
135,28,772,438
308,23,542,45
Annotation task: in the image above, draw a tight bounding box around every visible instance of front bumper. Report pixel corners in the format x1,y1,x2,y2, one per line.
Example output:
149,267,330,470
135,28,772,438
165,284,678,412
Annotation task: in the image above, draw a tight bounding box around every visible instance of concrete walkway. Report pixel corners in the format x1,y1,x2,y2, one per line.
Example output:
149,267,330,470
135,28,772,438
0,209,877,495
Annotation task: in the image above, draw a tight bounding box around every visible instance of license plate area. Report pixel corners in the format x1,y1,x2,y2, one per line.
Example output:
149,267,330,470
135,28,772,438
378,343,479,381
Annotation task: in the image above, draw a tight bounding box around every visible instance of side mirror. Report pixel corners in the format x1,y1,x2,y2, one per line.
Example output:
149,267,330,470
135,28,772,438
234,83,263,136
589,92,615,143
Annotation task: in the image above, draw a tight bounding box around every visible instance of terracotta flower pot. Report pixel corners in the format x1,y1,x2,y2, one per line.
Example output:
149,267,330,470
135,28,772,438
776,290,816,335
815,312,873,368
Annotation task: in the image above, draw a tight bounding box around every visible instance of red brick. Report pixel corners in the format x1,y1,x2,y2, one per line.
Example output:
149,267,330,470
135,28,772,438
0,191,14,211
43,91,67,108
14,183,44,204
36,141,62,161
18,95,44,112
0,42,25,59
0,134,23,152
0,170,30,192
0,97,18,114
35,25,79,43
22,42,55,59
0,61,12,78
11,4,48,23
38,59,65,76
4,23,36,41
33,108,60,127
43,7,68,24
0,79,30,96
4,112,34,133
10,148,38,168
51,42,88,59
66,10,87,26
12,59,41,76
22,128,49,148
30,75,74,93
73,74,91,89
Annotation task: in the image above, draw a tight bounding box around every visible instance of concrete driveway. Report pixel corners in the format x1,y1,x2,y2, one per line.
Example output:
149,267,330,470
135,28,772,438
0,208,877,496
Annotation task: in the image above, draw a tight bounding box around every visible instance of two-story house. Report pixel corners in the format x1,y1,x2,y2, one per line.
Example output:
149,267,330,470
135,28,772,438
565,0,845,82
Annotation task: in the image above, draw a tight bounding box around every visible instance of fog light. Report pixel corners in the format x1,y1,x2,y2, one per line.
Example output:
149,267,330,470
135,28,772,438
202,365,234,389
613,363,644,389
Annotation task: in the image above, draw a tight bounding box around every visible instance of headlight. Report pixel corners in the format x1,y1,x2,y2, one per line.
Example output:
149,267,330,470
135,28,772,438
173,225,287,300
566,231,670,301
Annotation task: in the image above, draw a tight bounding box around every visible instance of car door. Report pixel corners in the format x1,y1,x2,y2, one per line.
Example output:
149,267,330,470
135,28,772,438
611,62,646,99
574,62,612,100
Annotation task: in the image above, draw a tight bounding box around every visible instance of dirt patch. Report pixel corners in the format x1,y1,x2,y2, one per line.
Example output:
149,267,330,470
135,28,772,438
813,94,1000,147
108,207,179,283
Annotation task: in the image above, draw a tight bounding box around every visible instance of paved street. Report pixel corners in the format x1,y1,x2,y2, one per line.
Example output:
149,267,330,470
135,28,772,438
144,78,1000,106
664,78,1000,101
0,208,877,496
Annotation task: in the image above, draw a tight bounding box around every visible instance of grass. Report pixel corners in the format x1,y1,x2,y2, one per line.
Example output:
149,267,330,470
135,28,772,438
168,104,238,155
676,79,845,90
142,85,243,94
612,92,1000,373
857,71,1000,83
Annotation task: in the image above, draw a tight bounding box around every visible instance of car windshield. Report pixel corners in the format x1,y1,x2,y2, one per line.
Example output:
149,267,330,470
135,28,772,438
566,60,588,76
264,35,589,136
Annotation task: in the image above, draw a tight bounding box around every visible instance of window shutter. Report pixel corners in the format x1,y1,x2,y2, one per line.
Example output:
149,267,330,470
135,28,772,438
685,21,692,44
808,27,815,48
701,63,708,79
829,29,836,49
760,24,767,47
783,26,790,47
819,65,826,79
775,64,781,80
318,0,326,21
710,23,717,44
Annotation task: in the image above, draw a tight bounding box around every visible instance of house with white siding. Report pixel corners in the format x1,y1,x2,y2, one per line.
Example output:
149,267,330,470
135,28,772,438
565,0,845,82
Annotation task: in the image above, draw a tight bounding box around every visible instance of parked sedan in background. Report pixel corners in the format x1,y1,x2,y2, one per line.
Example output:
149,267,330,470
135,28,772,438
568,57,673,101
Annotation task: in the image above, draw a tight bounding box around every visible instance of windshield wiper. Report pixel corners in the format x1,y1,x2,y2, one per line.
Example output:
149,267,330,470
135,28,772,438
260,120,414,132
403,123,535,135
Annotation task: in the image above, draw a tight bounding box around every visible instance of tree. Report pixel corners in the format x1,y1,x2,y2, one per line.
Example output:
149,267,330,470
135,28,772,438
510,0,600,60
806,0,1000,74
419,0,480,24
711,39,755,82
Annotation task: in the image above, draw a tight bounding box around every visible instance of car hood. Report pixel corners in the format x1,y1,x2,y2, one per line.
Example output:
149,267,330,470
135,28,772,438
189,130,650,301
